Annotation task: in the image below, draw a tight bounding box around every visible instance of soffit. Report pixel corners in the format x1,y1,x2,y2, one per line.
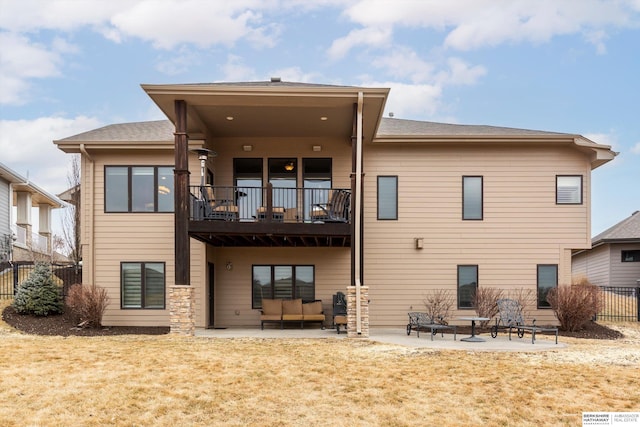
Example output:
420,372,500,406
142,84,389,141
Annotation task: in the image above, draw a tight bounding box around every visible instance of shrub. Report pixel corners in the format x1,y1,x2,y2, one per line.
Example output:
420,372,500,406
423,289,454,324
472,287,504,327
546,281,603,332
66,284,110,328
12,262,64,316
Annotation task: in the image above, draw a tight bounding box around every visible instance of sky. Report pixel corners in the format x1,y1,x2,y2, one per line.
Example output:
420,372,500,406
0,0,639,237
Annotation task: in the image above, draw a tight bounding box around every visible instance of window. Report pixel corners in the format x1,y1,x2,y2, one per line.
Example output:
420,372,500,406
377,176,398,220
269,158,297,210
105,166,174,213
234,158,263,220
463,176,483,220
537,264,557,308
621,250,640,262
458,265,478,309
303,158,332,220
556,175,582,204
252,265,315,309
121,262,165,309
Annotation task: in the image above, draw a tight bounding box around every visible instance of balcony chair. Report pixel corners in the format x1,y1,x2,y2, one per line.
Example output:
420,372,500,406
200,185,238,221
311,189,350,223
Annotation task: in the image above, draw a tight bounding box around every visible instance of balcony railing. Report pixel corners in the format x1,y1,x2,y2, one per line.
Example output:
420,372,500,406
11,225,49,253
189,184,351,223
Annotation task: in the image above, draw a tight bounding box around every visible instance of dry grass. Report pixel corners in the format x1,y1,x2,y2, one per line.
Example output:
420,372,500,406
1,300,639,426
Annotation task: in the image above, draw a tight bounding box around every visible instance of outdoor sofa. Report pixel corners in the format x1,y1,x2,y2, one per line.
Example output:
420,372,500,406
260,298,326,329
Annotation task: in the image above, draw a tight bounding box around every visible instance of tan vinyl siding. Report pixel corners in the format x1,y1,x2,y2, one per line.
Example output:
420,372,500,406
363,142,592,326
207,247,350,327
88,150,204,326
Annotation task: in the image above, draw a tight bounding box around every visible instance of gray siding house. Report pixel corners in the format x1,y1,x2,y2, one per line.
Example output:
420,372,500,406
572,211,640,287
0,161,63,262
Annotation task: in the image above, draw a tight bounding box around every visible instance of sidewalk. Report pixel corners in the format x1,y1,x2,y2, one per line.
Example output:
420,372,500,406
195,327,565,352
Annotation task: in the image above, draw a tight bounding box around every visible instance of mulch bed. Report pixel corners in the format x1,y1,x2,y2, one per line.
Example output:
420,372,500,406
2,305,624,339
2,305,169,337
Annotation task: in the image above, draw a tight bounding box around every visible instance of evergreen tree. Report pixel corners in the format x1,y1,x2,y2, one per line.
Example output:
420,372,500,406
13,262,64,316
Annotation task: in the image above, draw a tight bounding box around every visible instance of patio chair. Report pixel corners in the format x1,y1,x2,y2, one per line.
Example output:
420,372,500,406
406,312,457,340
311,189,350,223
332,292,348,334
201,186,238,221
490,298,558,344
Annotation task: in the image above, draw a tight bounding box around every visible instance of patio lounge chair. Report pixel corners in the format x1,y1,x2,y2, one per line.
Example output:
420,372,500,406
490,298,558,344
201,185,238,221
311,189,350,223
406,312,457,340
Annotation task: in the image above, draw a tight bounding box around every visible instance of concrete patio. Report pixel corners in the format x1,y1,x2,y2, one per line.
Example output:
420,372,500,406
195,327,565,352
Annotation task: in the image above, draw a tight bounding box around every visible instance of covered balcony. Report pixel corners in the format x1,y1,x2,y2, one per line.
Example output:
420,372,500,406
188,184,351,247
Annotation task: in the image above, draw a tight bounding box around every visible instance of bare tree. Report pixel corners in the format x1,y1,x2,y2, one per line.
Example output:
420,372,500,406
60,155,81,265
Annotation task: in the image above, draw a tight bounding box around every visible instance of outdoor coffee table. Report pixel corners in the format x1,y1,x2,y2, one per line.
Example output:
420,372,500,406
459,317,490,342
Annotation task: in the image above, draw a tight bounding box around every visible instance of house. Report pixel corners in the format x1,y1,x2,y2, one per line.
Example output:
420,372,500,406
0,161,63,263
572,211,640,287
53,80,616,336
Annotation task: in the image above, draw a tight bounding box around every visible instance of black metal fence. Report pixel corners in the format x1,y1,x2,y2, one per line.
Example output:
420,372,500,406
0,261,82,300
596,286,640,322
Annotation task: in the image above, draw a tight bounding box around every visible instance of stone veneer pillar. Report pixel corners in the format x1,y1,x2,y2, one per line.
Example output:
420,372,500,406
169,286,195,336
346,286,369,338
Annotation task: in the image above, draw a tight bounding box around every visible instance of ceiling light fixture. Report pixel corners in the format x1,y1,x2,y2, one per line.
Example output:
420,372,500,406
226,116,234,121
284,161,295,171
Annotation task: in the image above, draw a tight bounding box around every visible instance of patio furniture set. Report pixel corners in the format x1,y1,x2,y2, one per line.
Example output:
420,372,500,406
407,298,558,344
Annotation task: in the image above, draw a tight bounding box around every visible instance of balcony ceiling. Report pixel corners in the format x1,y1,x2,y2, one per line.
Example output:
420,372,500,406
142,83,389,141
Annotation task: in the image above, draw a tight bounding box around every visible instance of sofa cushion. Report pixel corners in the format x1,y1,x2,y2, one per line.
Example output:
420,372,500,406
282,299,302,315
302,301,323,315
261,298,282,316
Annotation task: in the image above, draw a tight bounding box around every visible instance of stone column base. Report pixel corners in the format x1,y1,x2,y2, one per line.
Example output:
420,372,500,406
169,286,195,336
346,286,369,338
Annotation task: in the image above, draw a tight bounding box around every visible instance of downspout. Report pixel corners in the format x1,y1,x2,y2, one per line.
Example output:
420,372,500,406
79,144,94,286
355,92,363,334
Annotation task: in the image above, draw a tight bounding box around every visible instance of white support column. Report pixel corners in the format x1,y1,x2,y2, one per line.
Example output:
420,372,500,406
16,192,32,239
38,203,52,253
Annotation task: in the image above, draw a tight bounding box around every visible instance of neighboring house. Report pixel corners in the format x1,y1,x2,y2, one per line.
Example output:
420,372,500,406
0,161,63,262
572,211,640,288
53,80,616,335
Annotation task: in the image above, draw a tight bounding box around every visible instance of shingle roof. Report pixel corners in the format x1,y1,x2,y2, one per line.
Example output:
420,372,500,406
378,117,571,137
58,117,574,143
58,120,174,142
184,80,359,89
593,211,640,244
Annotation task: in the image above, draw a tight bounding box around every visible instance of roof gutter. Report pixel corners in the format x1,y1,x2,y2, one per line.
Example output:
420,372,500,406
355,92,363,335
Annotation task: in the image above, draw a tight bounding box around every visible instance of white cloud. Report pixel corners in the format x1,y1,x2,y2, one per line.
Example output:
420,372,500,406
109,1,279,50
219,55,259,82
0,32,66,104
435,57,486,86
630,142,640,155
155,47,201,76
0,116,102,194
327,26,392,60
338,0,639,54
269,66,323,83
370,47,435,83
363,81,442,119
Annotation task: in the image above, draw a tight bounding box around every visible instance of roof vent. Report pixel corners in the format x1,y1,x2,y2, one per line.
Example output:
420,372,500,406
270,77,281,83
